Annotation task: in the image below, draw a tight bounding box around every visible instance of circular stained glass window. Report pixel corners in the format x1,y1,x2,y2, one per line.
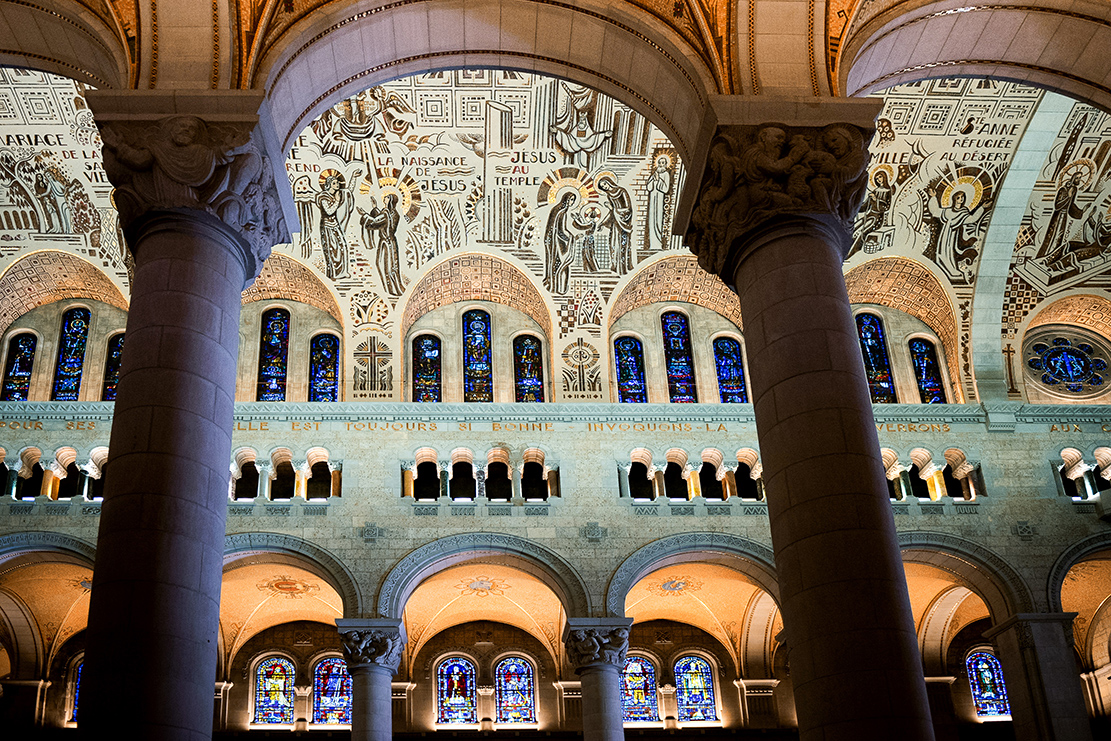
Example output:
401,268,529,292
1025,333,1108,396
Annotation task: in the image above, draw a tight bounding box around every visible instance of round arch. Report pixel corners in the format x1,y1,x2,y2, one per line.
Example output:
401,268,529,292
898,531,1036,620
606,532,779,617
0,2,130,89
242,253,345,326
607,254,744,332
223,532,363,618
0,532,97,565
1047,532,1111,613
251,0,716,160
376,532,591,618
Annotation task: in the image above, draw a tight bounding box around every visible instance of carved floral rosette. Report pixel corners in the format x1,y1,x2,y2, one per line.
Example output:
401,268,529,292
339,627,405,672
685,122,873,278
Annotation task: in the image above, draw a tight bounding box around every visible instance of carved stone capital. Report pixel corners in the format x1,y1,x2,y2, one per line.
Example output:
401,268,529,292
87,91,289,281
562,617,634,671
336,618,406,673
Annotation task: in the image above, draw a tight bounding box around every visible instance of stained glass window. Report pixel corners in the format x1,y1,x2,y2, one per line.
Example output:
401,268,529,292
51,307,90,401
495,657,536,724
856,313,897,403
513,335,545,402
437,657,478,724
413,335,442,402
967,651,1010,717
71,661,82,722
661,311,697,402
674,656,717,722
102,333,124,401
614,337,648,403
1026,336,1107,395
256,309,291,401
621,656,659,723
909,338,946,403
309,334,340,402
1,333,36,401
462,310,493,402
312,657,352,725
713,337,747,403
254,656,296,724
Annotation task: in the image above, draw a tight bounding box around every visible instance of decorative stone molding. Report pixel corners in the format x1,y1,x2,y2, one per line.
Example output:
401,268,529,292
563,618,634,670
0,531,96,564
336,619,405,672
1047,532,1111,613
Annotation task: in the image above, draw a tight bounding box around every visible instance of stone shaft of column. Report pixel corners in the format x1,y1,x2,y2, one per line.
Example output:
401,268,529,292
350,664,395,741
80,211,250,741
732,222,934,741
579,664,625,741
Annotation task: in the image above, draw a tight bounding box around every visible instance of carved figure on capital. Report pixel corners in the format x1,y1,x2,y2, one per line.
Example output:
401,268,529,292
99,115,287,262
339,628,404,671
565,627,629,668
686,123,871,276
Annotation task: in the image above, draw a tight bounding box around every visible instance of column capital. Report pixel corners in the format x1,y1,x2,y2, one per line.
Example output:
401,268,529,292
336,618,406,674
562,617,633,672
86,90,289,282
680,96,882,281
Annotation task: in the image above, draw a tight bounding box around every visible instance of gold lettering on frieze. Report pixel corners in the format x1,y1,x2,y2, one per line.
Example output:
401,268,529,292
0,420,44,430
291,421,321,431
876,423,951,433
344,421,439,432
64,421,94,430
1051,424,1083,432
234,421,270,431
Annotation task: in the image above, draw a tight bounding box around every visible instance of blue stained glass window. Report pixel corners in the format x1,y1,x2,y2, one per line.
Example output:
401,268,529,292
257,309,291,401
413,335,442,402
71,661,82,722
102,333,124,401
495,657,536,724
661,311,697,402
309,334,340,402
621,656,659,723
312,657,351,725
856,313,897,403
462,310,493,402
674,656,717,722
254,656,296,724
966,651,1010,717
909,338,946,403
51,307,90,401
614,337,648,403
437,657,478,724
513,335,545,403
713,337,747,403
1,333,36,401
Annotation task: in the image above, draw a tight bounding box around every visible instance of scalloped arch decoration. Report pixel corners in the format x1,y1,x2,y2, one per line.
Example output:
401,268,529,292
608,255,743,330
241,253,344,325
0,251,128,339
1026,294,1111,343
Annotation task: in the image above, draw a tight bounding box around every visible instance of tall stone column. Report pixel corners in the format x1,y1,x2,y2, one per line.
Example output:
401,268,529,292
563,617,634,741
683,99,933,741
337,619,406,741
79,91,287,741
985,613,1092,741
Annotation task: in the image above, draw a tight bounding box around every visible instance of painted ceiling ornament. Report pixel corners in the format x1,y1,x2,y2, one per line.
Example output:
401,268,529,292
256,574,321,599
686,122,871,277
1025,336,1107,395
648,574,703,597
457,575,508,597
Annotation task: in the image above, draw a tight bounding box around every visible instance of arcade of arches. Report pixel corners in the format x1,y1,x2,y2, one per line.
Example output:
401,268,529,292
4,2,1111,741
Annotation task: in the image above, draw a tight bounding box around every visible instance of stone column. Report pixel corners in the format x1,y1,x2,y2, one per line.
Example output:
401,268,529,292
683,99,933,741
984,613,1092,741
337,619,406,741
78,91,287,741
563,617,634,741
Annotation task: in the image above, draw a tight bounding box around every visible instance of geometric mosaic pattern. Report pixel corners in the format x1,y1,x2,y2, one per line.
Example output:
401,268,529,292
0,250,128,338
401,254,551,341
845,257,962,403
1026,294,1111,342
242,254,344,324
608,255,743,330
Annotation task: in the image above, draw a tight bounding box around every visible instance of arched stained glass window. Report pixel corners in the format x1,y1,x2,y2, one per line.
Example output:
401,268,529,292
462,310,493,402
713,337,747,403
909,338,946,403
495,657,536,724
257,308,291,401
309,334,340,402
437,657,477,724
312,657,351,725
413,335,442,402
856,313,897,403
614,337,648,403
513,335,545,402
254,656,296,724
71,661,82,722
966,651,1010,717
661,311,697,402
102,333,124,401
621,656,659,722
674,656,717,722
1,333,36,401
51,307,91,401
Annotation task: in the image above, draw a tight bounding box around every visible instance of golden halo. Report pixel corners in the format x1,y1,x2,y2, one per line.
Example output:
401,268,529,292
871,164,894,186
319,168,343,188
941,175,983,209
594,170,617,188
654,153,672,169
548,177,587,205
376,176,412,214
1060,158,1096,189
